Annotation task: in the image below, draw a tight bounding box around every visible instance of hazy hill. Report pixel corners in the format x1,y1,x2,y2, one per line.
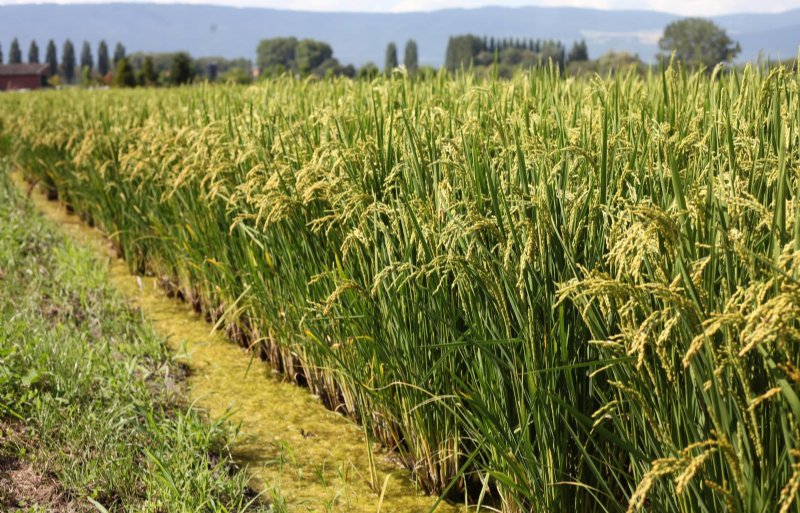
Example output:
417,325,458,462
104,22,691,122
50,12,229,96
0,3,798,67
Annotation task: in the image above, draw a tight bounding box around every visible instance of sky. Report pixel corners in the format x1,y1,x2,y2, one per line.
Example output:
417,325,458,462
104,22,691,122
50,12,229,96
1,0,799,16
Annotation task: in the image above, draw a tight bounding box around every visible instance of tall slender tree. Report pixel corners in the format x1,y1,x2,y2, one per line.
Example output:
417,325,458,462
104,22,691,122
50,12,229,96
404,39,418,76
9,38,22,64
0,44,4,65
28,40,39,63
80,41,93,72
62,39,76,83
46,40,58,76
384,42,398,75
113,42,126,66
97,40,109,76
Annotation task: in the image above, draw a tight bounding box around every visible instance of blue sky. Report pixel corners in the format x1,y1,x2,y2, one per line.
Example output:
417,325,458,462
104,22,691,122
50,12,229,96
1,0,799,16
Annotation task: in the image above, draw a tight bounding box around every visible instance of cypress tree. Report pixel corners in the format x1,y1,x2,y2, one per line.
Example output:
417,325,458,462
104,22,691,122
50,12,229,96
403,39,418,76
97,40,109,76
28,40,39,63
80,41,93,72
384,42,398,75
0,44,4,65
46,40,58,76
113,42,126,66
62,39,76,83
9,38,22,64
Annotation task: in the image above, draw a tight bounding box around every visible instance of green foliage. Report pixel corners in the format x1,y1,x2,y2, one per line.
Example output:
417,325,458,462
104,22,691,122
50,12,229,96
404,39,418,75
446,34,568,74
27,40,39,64
220,66,251,84
567,50,646,76
8,38,22,64
255,37,297,71
80,40,93,72
444,34,484,70
294,39,333,74
169,52,194,85
61,39,75,83
568,39,588,62
0,43,3,65
384,42,398,75
659,18,741,69
113,58,136,87
0,173,266,512
97,40,109,76
112,42,126,66
255,37,351,78
356,62,379,80
45,40,57,76
137,56,157,86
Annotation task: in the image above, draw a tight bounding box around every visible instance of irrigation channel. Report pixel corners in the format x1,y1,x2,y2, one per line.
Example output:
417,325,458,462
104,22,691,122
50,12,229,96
19,174,466,513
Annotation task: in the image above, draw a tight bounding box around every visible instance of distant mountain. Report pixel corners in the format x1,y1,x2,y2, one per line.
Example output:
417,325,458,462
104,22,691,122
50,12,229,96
0,3,798,67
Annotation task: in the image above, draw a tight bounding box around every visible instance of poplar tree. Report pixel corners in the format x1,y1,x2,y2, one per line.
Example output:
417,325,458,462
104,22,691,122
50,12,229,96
384,42,398,75
98,40,109,76
62,39,76,83
28,40,39,63
113,42,126,66
80,41,94,72
46,40,58,76
404,40,418,76
9,38,22,64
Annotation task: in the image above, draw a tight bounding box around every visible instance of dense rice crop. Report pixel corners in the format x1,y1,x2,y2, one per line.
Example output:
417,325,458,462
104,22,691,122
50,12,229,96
2,65,800,512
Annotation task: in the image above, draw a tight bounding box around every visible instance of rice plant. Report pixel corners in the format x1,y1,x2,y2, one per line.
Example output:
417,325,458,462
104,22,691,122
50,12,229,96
2,64,799,512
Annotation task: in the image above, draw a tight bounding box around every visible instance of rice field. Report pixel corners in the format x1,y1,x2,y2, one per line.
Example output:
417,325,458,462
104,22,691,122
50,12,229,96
1,65,799,512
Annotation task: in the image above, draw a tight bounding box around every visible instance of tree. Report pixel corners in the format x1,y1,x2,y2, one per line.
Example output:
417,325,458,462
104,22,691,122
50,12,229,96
28,40,39,63
404,39,418,75
98,40,110,76
444,35,485,71
113,57,136,87
568,40,589,62
658,18,740,69
80,41,93,72
220,66,251,85
356,62,379,80
0,44,3,65
138,56,157,86
46,40,57,76
170,52,194,85
384,42,398,75
9,38,22,64
62,39,76,83
113,42,126,66
295,39,333,75
256,37,298,72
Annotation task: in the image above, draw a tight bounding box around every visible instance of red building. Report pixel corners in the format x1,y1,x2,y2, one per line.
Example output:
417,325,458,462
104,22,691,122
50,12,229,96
0,64,50,91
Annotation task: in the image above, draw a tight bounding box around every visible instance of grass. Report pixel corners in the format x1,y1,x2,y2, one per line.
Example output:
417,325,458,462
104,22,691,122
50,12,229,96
1,63,799,512
0,169,268,512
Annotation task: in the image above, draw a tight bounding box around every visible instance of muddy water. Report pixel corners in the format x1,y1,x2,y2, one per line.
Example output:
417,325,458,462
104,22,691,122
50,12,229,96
25,183,466,513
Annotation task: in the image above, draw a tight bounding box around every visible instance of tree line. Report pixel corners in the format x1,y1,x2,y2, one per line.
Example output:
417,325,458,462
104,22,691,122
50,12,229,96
0,38,128,85
0,18,749,88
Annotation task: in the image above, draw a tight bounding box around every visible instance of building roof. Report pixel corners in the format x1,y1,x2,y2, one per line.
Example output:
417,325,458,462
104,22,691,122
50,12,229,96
0,64,50,76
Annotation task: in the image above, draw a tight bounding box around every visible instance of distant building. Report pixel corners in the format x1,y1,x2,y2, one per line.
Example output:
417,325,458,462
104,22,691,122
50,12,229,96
0,64,50,91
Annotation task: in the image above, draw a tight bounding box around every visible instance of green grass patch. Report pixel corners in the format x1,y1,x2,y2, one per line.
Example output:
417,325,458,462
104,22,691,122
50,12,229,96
0,170,267,512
